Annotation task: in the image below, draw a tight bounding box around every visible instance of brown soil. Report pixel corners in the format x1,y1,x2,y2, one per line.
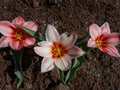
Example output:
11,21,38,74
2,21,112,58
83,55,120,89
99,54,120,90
0,0,120,90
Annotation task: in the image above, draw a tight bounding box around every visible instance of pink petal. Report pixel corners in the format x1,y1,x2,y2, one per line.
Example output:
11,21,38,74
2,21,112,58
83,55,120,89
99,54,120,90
101,22,110,35
68,46,85,58
10,40,23,50
87,38,97,48
0,21,14,36
54,54,72,71
23,21,37,32
46,25,60,42
0,36,12,48
37,41,52,47
12,16,25,25
41,58,54,73
61,32,77,49
34,46,51,57
23,37,36,47
90,24,101,39
107,33,120,46
100,46,120,57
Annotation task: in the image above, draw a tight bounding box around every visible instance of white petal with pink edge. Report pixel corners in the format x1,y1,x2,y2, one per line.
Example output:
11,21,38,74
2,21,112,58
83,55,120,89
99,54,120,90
41,57,54,73
54,54,72,71
46,25,60,42
60,33,68,42
37,41,52,47
12,16,25,25
23,21,37,32
10,40,23,50
34,46,51,57
101,22,110,35
90,24,101,39
0,21,14,36
0,36,12,48
87,38,97,48
61,32,77,49
68,46,85,58
23,37,36,47
107,33,120,46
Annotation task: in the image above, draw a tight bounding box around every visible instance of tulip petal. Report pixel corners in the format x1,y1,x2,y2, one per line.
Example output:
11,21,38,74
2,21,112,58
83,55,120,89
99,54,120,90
0,36,12,48
60,33,68,41
34,46,51,57
101,22,110,35
10,40,23,50
61,32,77,49
54,54,72,71
24,37,36,47
68,46,85,58
87,38,97,48
107,33,120,46
46,25,60,42
90,24,101,39
37,41,52,47
23,21,37,32
12,16,25,25
41,58,54,73
0,21,14,36
100,46,120,57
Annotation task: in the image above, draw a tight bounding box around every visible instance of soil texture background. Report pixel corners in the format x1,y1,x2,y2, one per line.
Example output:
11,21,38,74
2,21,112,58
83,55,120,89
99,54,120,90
0,0,120,90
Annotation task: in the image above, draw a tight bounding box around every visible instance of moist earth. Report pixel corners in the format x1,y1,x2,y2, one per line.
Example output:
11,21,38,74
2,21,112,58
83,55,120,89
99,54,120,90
0,0,120,90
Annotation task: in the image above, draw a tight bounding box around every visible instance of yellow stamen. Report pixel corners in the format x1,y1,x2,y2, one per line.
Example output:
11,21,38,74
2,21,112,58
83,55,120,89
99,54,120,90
51,42,68,59
96,40,103,47
15,32,23,40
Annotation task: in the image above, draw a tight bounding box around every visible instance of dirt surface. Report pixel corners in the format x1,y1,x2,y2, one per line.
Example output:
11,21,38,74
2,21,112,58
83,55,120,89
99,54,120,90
0,0,120,90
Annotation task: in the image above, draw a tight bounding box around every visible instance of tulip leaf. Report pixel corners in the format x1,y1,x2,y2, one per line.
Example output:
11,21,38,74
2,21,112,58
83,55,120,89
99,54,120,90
10,48,24,88
14,25,45,41
56,67,66,86
65,55,85,85
80,42,91,52
15,71,24,88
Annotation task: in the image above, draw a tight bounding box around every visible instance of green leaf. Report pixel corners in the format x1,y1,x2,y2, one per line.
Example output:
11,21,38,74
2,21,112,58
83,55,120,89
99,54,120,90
65,55,85,85
15,71,24,88
80,42,91,52
34,31,46,41
10,48,24,88
56,67,66,85
14,25,45,41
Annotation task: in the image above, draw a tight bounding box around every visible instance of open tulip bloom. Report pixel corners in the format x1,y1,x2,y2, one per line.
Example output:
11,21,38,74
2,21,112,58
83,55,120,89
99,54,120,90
0,16,37,50
0,16,120,88
87,22,120,57
34,25,85,73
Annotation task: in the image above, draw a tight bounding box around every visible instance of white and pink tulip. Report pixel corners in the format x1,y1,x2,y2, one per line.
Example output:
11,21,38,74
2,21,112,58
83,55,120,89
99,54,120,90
87,22,120,57
34,25,85,73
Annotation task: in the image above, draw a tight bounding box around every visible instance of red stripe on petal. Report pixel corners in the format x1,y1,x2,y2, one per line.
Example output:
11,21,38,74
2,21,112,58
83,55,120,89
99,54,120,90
0,36,12,48
0,21,14,36
10,40,23,50
12,16,25,25
23,37,36,47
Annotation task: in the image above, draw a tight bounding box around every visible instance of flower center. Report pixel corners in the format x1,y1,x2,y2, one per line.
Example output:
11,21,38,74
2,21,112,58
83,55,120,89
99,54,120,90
96,40,103,47
15,32,23,40
51,42,68,59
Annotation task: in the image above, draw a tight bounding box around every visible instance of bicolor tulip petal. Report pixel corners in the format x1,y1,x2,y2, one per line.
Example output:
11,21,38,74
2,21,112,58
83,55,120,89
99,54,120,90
34,24,85,73
87,22,120,57
0,16,37,50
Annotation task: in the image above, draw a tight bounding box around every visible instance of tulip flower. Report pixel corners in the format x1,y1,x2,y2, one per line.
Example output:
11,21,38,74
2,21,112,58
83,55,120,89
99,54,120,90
0,16,37,50
34,25,85,73
87,22,120,57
